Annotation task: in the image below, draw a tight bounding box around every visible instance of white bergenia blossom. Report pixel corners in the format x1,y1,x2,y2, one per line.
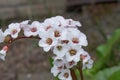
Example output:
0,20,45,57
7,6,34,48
42,18,55,32
0,29,5,43
58,69,72,80
65,60,77,69
80,51,91,63
60,29,71,44
82,59,94,69
52,25,64,39
51,57,65,76
20,20,30,28
4,23,21,38
51,16,66,27
53,44,68,57
68,28,88,46
65,44,82,62
0,50,6,60
61,28,88,46
53,57,65,67
42,16,66,32
0,46,8,60
23,21,42,37
39,30,58,52
65,19,81,28
51,65,61,77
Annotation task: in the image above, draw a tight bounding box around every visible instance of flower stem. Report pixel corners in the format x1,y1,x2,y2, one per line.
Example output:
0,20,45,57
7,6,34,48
70,69,77,80
7,36,41,47
78,62,84,80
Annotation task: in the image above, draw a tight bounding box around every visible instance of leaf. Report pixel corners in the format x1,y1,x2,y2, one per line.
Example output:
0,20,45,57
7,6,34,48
108,70,120,80
93,65,120,80
97,29,120,57
91,29,120,74
48,57,53,67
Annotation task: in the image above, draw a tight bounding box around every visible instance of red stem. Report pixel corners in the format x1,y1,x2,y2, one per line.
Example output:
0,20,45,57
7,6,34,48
78,62,84,80
7,36,41,47
70,69,77,80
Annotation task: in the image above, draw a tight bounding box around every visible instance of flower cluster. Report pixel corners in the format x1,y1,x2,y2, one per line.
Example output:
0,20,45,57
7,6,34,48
0,16,93,80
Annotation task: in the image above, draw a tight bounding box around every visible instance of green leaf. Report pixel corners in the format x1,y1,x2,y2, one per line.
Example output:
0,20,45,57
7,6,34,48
93,65,120,80
48,57,53,67
108,70,120,80
91,29,120,74
97,29,120,57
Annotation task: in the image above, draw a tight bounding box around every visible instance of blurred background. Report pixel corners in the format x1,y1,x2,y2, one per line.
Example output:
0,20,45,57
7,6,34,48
0,0,120,80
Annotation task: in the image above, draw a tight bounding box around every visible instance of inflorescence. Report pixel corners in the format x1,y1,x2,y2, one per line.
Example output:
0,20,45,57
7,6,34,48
0,16,93,80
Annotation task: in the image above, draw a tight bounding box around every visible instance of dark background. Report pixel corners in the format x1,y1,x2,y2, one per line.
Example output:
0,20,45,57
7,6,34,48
0,0,120,80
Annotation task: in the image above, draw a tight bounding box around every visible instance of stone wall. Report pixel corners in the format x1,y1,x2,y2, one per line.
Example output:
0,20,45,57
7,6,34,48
0,0,66,20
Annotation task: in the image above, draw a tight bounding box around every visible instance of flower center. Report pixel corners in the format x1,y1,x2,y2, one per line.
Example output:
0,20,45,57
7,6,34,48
56,45,62,51
58,23,61,27
58,66,63,70
54,30,60,37
80,54,87,60
64,72,69,78
31,27,37,32
61,40,69,44
72,38,79,44
12,29,17,35
46,38,52,45
69,61,74,65
69,49,77,56
46,25,51,31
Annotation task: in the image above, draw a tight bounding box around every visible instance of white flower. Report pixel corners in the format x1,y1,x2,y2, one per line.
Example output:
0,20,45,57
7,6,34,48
51,57,65,77
0,50,6,60
42,16,66,32
53,57,65,67
69,28,88,46
61,28,88,46
20,20,30,28
38,30,58,52
4,23,21,38
80,51,91,63
42,18,55,31
65,19,81,28
83,59,94,69
65,44,82,62
51,16,66,27
65,60,77,69
23,21,42,37
51,65,61,77
0,46,8,60
58,69,72,80
60,29,71,44
53,44,68,57
0,29,5,43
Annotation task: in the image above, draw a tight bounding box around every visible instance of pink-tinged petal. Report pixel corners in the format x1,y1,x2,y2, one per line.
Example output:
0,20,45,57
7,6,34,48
0,29,5,43
21,20,30,24
79,33,88,46
4,29,10,36
58,69,72,80
11,33,18,38
51,66,60,77
43,46,51,52
38,39,48,47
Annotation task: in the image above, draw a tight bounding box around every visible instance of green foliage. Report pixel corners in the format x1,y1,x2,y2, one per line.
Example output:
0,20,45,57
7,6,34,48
90,29,120,74
93,65,120,80
108,70,120,80
83,28,120,80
